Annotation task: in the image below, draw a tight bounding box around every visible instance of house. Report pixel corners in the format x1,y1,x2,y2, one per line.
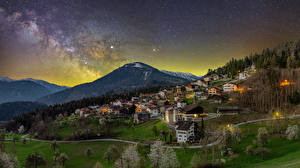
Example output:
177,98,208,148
135,104,147,113
177,104,204,121
146,106,159,116
175,121,195,143
75,107,91,118
134,112,150,124
204,76,210,82
177,101,187,108
100,105,113,114
185,85,194,92
158,90,167,99
217,106,241,115
212,75,219,81
111,105,122,114
200,94,208,100
194,91,204,100
208,87,222,95
112,100,122,106
191,80,208,87
238,72,248,80
131,97,139,101
176,85,183,94
164,107,178,124
223,83,236,92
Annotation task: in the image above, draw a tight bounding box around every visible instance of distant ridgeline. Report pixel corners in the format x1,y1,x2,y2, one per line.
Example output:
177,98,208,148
209,40,300,77
0,101,47,121
1,86,172,132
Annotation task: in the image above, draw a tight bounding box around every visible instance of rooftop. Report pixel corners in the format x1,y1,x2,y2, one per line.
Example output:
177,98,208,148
176,121,194,131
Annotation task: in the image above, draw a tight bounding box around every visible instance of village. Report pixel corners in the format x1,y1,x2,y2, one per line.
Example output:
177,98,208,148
72,64,257,144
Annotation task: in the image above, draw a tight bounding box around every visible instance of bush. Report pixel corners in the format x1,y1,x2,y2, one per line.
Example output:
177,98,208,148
286,125,299,140
86,148,93,157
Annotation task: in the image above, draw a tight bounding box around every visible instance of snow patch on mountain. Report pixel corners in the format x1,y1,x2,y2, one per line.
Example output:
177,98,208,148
144,71,151,80
124,62,145,68
160,70,200,81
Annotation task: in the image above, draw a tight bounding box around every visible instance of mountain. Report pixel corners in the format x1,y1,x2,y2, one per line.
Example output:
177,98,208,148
0,77,68,104
23,78,68,94
0,77,13,82
160,70,201,81
0,101,47,121
39,62,189,105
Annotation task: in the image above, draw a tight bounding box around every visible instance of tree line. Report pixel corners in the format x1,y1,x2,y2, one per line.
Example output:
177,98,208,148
210,40,300,77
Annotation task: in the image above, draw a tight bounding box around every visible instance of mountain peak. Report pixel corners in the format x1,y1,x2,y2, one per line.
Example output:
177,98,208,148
122,62,155,70
0,77,13,82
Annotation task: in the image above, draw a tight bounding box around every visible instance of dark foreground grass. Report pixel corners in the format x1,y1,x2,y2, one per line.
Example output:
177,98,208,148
5,119,300,168
225,120,300,168
5,140,203,168
5,140,124,168
110,119,170,141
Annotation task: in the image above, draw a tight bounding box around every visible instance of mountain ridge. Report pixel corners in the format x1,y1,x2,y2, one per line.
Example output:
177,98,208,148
38,62,189,105
160,70,201,81
0,77,68,104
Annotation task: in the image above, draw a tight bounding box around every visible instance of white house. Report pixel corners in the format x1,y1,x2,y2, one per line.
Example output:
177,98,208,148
194,91,203,100
158,91,166,98
174,96,180,102
147,106,159,116
176,121,195,143
213,75,219,81
238,72,247,80
223,83,236,92
112,100,122,106
177,101,187,108
191,80,208,87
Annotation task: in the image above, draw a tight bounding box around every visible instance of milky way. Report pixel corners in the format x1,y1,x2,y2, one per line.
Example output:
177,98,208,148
1,0,300,86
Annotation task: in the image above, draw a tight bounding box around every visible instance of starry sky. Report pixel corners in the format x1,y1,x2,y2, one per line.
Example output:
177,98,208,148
1,0,300,86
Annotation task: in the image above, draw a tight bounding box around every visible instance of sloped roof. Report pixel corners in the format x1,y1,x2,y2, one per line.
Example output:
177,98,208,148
176,121,194,131
182,104,203,114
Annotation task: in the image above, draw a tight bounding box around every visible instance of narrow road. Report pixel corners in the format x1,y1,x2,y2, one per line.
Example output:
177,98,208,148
13,114,300,149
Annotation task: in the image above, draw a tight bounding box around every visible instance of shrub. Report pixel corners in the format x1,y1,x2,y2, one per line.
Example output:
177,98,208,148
86,148,93,157
286,125,299,140
257,127,268,146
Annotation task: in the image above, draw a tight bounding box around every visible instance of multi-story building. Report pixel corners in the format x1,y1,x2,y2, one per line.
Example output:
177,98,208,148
176,121,195,143
223,83,236,92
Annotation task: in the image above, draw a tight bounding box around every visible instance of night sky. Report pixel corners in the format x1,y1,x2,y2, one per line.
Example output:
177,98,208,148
1,0,300,86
